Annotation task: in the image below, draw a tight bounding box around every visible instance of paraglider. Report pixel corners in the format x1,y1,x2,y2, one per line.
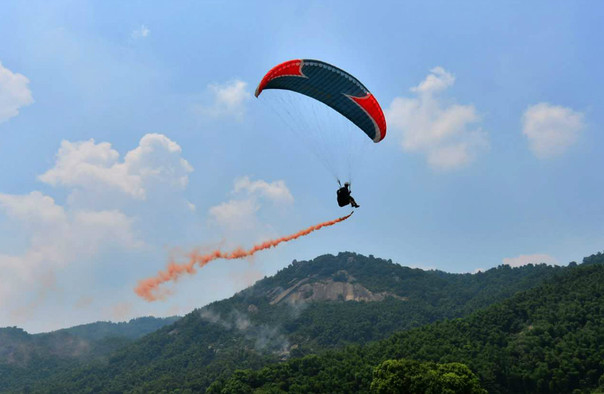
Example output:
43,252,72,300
255,59,386,142
255,59,387,208
137,60,387,300
337,182,360,208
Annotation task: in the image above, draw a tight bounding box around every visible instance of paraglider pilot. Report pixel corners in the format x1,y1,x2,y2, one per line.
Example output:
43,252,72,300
337,182,360,208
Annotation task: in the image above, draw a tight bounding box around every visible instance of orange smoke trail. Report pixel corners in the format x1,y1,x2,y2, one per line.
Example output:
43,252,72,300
135,212,354,301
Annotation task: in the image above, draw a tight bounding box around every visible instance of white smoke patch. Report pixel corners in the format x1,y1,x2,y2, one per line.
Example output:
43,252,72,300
285,298,310,319
253,325,289,354
232,309,251,331
199,308,232,329
522,103,585,158
386,67,488,171
199,307,289,353
0,61,34,124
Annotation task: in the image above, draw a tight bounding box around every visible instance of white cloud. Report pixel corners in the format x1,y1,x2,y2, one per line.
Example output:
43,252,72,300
233,176,294,204
411,66,455,94
0,190,65,230
131,25,150,40
209,177,293,239
0,133,200,329
503,253,558,267
522,103,584,159
209,198,259,233
197,80,251,120
39,139,141,197
124,133,193,190
0,191,140,308
427,143,472,170
39,133,193,201
386,67,488,171
0,61,34,124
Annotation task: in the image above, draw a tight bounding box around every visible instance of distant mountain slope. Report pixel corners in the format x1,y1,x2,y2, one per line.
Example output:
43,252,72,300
20,252,569,393
212,253,604,394
0,316,180,365
0,316,178,392
54,316,181,342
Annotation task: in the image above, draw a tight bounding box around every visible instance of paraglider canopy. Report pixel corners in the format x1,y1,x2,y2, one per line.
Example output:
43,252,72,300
255,59,386,143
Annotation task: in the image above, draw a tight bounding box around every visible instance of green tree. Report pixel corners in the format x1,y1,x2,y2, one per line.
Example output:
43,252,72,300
370,359,486,394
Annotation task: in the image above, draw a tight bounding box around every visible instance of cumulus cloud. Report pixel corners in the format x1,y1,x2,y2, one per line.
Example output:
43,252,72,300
209,177,293,237
503,253,558,267
522,103,584,159
131,25,150,39
386,67,488,171
411,66,455,94
39,133,193,201
0,191,140,309
0,61,34,124
209,198,259,233
197,80,251,120
233,176,294,204
0,133,199,329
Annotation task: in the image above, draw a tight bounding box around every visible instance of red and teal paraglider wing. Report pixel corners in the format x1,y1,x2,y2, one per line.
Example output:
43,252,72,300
255,59,386,143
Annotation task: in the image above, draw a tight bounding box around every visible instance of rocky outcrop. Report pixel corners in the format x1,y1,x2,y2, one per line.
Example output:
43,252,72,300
269,271,406,305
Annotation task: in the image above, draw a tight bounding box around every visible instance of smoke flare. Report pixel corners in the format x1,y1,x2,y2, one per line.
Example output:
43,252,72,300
135,212,354,301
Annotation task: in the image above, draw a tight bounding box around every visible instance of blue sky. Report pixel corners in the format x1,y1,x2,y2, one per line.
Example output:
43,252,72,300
1,1,603,332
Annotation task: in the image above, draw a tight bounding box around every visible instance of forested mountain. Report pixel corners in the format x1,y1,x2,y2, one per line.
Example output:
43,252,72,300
212,254,604,393
2,251,573,393
0,316,178,391
55,316,181,342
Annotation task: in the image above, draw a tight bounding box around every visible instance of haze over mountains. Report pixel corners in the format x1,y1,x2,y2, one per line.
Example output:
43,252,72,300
1,251,602,393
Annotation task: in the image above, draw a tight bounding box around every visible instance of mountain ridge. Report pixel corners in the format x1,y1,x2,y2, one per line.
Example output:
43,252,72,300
211,252,604,393
2,251,573,393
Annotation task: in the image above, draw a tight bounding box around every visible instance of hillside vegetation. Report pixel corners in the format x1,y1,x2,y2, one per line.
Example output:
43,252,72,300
8,252,571,393
212,254,604,393
0,316,178,392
